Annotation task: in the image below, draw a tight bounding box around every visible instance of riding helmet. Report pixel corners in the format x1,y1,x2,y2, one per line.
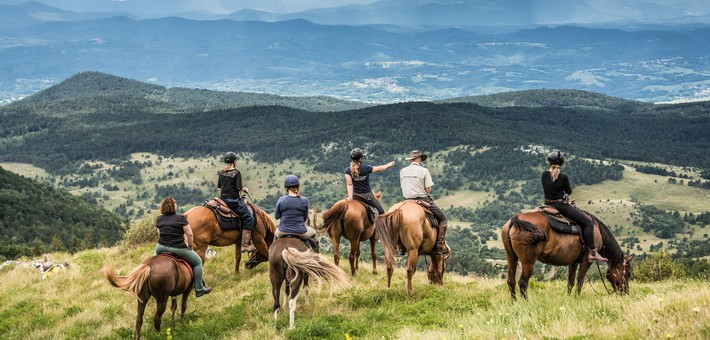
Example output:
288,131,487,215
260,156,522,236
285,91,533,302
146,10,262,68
547,150,564,166
223,152,237,164
350,148,364,160
284,175,300,188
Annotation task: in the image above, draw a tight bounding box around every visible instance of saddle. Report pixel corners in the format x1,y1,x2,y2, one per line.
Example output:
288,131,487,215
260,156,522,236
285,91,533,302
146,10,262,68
203,197,242,230
352,195,379,224
158,253,194,280
407,199,439,228
537,205,581,235
277,234,320,253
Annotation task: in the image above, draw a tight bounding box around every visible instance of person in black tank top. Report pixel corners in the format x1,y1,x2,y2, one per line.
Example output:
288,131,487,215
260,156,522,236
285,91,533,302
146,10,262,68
543,151,607,263
344,148,395,214
218,152,256,252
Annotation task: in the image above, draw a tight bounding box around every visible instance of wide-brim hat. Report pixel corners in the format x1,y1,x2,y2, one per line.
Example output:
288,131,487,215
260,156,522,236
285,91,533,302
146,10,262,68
405,150,428,161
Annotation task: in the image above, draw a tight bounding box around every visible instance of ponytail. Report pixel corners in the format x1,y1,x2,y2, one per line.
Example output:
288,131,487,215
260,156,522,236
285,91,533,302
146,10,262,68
549,164,560,182
350,160,361,177
223,162,235,172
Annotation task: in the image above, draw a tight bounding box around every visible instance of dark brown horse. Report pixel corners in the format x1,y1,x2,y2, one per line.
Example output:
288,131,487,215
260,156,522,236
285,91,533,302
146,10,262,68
184,202,276,273
375,201,448,297
317,193,382,275
501,212,633,300
104,256,193,340
269,238,349,329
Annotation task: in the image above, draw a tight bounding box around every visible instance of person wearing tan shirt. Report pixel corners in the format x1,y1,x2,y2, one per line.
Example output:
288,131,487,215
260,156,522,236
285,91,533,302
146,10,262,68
399,150,449,254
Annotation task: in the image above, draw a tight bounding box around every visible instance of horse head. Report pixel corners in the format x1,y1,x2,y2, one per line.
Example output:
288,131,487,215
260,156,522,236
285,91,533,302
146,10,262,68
374,191,383,200
426,253,449,285
606,254,633,294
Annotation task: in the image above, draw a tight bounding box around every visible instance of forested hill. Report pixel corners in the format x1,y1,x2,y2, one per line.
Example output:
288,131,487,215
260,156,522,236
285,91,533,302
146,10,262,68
0,167,125,260
437,89,651,113
12,71,371,114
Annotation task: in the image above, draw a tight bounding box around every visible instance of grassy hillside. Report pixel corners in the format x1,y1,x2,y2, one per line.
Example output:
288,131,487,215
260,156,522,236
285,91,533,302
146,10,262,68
1,244,708,339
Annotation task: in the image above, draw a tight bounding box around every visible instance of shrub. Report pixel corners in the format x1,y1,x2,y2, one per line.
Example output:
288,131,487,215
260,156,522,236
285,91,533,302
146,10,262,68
122,212,159,247
634,250,685,282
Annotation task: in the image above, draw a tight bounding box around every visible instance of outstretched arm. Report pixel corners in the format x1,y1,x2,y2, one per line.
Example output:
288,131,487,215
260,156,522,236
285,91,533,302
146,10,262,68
372,161,396,173
345,174,354,200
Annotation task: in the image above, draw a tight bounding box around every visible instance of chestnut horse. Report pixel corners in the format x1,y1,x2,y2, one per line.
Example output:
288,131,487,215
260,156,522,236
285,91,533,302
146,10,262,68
104,256,192,340
269,237,349,329
501,212,633,300
184,202,276,273
317,193,382,276
375,201,448,297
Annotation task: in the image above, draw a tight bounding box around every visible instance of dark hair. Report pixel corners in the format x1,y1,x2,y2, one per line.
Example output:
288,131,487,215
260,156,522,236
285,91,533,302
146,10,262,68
160,196,177,215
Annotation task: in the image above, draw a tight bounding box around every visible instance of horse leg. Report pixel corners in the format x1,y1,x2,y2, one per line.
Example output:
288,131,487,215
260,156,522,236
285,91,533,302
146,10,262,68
303,274,310,306
518,260,535,300
506,256,518,301
349,238,360,276
406,249,419,298
288,272,303,330
235,243,242,274
271,278,283,321
568,263,579,294
180,289,190,319
370,237,378,275
170,297,177,319
154,296,168,331
576,261,593,295
135,299,147,340
284,281,290,310
330,229,341,266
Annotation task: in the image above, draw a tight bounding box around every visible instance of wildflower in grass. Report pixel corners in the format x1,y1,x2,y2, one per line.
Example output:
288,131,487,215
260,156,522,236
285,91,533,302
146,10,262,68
344,333,352,340
666,333,673,338
692,307,700,313
458,324,464,330
166,328,172,340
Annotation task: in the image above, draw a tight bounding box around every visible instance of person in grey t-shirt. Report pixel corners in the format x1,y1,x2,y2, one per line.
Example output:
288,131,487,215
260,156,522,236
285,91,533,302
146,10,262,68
399,150,449,254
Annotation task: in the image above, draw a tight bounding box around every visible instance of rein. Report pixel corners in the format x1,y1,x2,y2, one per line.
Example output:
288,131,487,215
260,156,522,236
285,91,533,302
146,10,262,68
595,261,613,295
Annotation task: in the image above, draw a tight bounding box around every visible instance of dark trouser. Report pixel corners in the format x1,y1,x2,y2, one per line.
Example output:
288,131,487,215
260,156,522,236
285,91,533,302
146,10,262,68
550,202,595,249
353,191,384,214
222,197,255,230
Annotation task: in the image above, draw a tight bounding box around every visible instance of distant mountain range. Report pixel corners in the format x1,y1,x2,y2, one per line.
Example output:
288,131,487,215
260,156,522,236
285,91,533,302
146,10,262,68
1,1,709,104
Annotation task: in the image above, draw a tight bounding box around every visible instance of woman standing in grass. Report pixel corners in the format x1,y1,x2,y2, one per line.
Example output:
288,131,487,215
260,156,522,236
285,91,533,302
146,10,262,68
155,196,212,297
542,151,607,263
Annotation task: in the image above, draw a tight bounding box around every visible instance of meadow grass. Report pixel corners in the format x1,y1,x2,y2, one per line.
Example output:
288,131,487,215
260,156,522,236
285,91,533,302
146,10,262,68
1,244,709,339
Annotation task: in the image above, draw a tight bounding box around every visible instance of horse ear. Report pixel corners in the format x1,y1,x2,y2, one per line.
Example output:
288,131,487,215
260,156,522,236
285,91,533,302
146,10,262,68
625,254,634,262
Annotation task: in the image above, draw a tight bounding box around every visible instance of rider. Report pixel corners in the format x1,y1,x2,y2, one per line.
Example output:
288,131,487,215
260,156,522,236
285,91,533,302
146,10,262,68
542,150,607,262
344,148,395,213
399,150,449,254
155,197,212,297
274,175,318,247
218,151,256,252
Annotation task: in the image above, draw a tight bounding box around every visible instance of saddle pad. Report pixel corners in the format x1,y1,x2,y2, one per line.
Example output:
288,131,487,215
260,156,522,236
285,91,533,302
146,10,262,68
539,213,581,235
158,253,194,280
203,199,242,230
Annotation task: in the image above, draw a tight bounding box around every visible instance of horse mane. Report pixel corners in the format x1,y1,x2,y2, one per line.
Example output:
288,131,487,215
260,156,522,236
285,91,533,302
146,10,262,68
592,215,624,267
319,201,348,233
251,204,276,233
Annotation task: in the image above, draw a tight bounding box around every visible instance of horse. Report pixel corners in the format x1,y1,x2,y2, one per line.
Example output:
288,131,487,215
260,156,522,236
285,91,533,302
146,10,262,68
317,193,382,276
184,201,276,273
375,201,449,297
501,211,633,300
103,255,193,340
269,237,349,329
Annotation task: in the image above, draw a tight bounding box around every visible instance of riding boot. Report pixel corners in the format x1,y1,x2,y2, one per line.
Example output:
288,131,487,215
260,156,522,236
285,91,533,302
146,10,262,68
434,222,450,254
241,230,256,253
587,248,608,262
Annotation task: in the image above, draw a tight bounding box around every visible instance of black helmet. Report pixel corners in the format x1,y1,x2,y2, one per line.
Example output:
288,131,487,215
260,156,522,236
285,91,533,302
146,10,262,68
350,148,364,160
284,175,300,188
223,152,237,164
547,150,564,166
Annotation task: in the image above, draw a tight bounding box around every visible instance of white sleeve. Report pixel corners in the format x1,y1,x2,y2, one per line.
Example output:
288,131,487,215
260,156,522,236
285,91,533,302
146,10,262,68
425,169,434,188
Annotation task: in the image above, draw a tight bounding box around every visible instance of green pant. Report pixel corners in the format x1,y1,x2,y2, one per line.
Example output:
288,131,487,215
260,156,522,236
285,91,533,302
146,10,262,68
154,243,206,294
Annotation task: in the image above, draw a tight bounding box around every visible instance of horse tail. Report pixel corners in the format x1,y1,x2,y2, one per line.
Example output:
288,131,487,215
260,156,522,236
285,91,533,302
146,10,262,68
103,264,152,303
375,209,402,270
318,201,348,233
281,248,350,293
509,215,547,247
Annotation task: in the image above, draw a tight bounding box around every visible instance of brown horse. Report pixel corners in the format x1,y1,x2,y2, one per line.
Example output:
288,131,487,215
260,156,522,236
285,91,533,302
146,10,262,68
104,256,193,340
501,212,633,300
375,201,448,297
184,202,276,273
269,237,349,329
317,193,382,275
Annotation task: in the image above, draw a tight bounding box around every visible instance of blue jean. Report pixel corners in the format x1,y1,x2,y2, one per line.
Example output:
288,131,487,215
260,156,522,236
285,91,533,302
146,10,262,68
222,197,255,230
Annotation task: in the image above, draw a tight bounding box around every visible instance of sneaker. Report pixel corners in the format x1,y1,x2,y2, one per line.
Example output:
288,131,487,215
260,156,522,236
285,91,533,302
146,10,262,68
196,287,212,297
